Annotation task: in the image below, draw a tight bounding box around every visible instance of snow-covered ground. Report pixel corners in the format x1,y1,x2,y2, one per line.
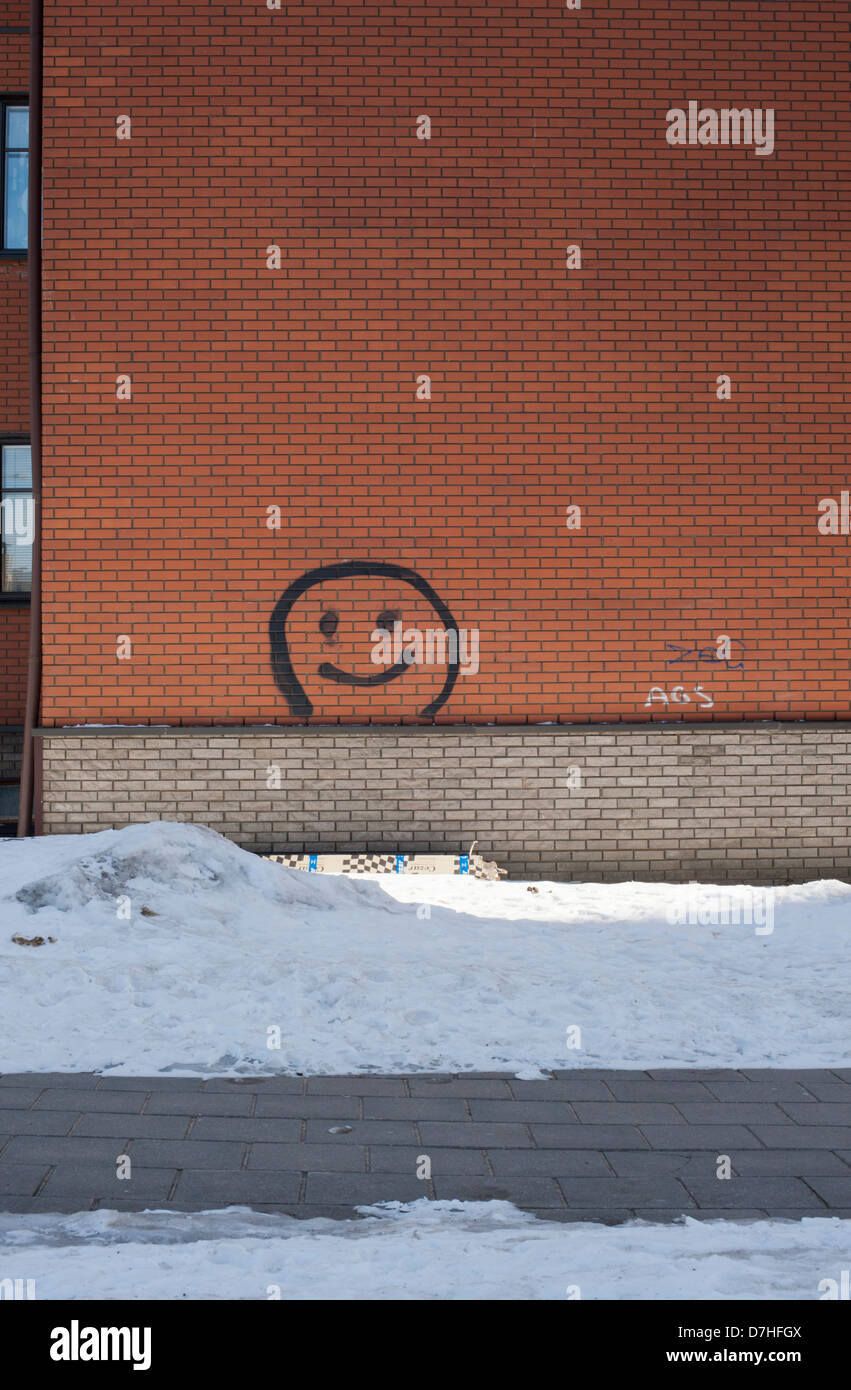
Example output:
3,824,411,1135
0,820,849,1076
0,1202,847,1300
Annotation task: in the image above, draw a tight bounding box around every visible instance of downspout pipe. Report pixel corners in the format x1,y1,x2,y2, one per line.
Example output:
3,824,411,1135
17,0,43,837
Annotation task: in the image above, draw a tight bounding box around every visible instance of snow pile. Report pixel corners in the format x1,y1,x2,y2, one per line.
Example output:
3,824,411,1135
0,820,849,1076
0,1202,847,1300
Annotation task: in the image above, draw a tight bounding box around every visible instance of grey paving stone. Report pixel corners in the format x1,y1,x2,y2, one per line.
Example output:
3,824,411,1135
1,1136,127,1165
748,1127,851,1149
304,1121,416,1145
406,1078,513,1099
417,1122,533,1149
556,1177,696,1210
41,1167,176,1201
552,1069,651,1081
75,1113,191,1140
304,1173,427,1204
524,1209,633,1224
681,1178,827,1210
246,1205,366,1221
704,1081,817,1103
740,1069,842,1084
0,1073,98,1088
306,1076,407,1097
203,1077,304,1093
95,1076,206,1091
0,1089,43,1110
174,1171,301,1204
645,1070,745,1082
33,1089,145,1114
780,1104,851,1127
0,1109,79,1136
189,1116,301,1144
674,1104,789,1125
0,1162,49,1195
253,1095,360,1120
789,1081,851,1102
246,1144,365,1172
603,1151,718,1178
640,1126,765,1150
369,1146,490,1176
462,1073,518,1080
362,1098,468,1121
145,1091,253,1116
488,1149,611,1177
799,1176,851,1207
127,1139,246,1170
508,1079,614,1102
0,1195,97,1214
431,1176,566,1206
531,1125,649,1150
572,1103,686,1125
469,1100,578,1124
725,1151,851,1177
604,1081,715,1103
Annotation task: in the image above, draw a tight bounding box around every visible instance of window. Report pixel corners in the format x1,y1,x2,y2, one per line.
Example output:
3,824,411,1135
1,99,27,251
1,442,32,595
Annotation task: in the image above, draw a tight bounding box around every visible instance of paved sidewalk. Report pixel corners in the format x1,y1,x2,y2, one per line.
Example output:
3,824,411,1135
1,1069,850,1222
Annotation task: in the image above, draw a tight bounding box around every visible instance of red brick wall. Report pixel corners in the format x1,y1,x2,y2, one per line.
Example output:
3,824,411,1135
40,0,850,727
0,5,29,726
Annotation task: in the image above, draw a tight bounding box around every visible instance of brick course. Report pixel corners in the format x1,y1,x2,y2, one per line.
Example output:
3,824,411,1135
36,722,851,881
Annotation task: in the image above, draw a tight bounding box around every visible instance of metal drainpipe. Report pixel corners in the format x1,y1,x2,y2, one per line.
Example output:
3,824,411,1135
17,0,43,837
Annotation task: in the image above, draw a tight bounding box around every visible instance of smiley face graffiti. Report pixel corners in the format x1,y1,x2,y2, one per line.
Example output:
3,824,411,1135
269,561,461,718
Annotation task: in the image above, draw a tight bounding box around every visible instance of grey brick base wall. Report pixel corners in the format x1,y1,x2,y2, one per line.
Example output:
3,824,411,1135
0,726,23,781
33,723,851,883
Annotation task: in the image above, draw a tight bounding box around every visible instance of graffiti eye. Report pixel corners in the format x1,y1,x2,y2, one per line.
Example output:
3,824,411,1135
376,609,401,633
318,610,339,640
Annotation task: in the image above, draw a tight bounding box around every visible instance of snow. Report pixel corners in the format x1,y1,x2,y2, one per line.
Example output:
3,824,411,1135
0,1202,847,1300
0,820,849,1077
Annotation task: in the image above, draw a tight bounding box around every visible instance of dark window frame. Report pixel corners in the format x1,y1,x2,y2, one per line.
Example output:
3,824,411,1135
0,433,32,603
0,93,28,257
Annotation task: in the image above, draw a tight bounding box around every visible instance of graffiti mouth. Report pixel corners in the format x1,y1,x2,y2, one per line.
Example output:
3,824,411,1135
317,660,410,687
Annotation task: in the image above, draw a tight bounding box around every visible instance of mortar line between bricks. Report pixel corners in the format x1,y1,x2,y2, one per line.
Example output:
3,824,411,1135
297,1172,308,1204
66,1113,86,1136
365,1146,371,1175
299,1119,307,1142
241,1143,251,1172
482,1149,495,1178
166,1170,181,1202
184,1116,197,1139
28,1088,47,1111
248,1092,257,1118
524,1123,537,1148
139,1091,152,1115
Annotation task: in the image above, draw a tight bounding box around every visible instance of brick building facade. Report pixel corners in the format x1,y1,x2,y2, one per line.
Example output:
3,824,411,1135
4,1,851,875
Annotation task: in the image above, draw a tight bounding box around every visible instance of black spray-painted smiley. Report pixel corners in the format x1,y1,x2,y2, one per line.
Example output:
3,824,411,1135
269,560,461,718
